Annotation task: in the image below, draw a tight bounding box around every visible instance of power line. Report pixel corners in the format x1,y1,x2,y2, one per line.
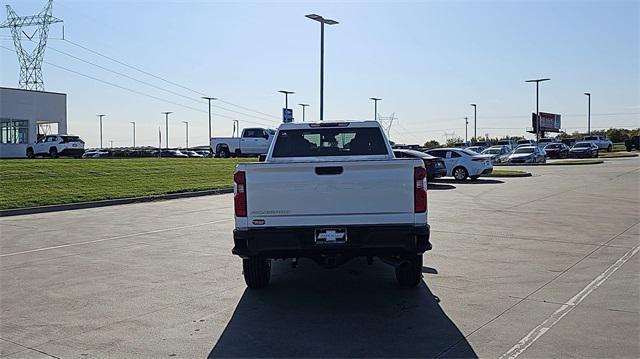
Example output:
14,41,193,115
21,39,279,123
0,45,275,128
61,38,280,120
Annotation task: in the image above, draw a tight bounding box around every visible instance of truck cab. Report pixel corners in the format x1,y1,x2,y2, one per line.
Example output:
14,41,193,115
211,128,275,157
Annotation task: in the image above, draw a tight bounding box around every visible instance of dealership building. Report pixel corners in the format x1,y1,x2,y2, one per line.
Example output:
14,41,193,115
0,87,67,158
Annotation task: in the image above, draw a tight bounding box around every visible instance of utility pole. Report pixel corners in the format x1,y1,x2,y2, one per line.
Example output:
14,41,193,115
464,117,469,145
182,121,189,149
370,97,382,121
584,92,591,135
97,114,106,149
130,121,136,148
306,14,338,122
299,104,310,122
233,120,239,137
525,78,551,142
161,112,172,149
470,104,477,144
202,97,217,148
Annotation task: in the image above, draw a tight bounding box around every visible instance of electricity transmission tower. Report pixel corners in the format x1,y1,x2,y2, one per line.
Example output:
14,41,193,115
1,0,62,91
377,113,396,139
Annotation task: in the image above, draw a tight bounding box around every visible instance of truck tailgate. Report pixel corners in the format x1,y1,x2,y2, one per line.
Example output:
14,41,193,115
240,159,423,228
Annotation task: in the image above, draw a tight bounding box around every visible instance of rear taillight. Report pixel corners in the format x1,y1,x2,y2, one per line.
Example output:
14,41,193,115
234,171,247,217
414,167,427,213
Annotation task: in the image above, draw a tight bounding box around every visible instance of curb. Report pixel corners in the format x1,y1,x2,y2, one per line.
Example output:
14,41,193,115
0,188,233,217
485,172,532,178
495,160,604,166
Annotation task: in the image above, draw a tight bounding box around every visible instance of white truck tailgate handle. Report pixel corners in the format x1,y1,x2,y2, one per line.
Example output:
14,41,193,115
315,166,343,175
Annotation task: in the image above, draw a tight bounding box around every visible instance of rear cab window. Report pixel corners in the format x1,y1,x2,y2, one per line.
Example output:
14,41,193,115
271,126,388,158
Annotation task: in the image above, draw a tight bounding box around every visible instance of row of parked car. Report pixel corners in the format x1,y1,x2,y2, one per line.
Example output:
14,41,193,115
393,148,493,181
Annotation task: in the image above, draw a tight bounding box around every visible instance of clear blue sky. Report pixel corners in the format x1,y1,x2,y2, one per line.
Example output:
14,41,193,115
1,0,638,147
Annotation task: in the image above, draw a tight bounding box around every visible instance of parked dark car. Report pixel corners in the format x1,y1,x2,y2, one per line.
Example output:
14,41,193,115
393,149,446,181
561,138,578,147
544,143,570,159
625,136,640,151
569,142,599,158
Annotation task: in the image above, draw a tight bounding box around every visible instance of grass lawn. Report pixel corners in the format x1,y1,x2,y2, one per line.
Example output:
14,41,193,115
0,158,251,210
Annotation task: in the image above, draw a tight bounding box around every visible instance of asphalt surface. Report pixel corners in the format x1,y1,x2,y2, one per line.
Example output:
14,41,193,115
1,157,639,358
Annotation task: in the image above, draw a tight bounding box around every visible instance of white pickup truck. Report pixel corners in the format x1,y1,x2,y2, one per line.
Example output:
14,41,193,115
583,135,613,152
210,128,275,157
232,121,431,288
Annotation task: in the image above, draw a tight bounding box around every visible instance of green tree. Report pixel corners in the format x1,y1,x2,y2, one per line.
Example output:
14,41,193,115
423,140,441,149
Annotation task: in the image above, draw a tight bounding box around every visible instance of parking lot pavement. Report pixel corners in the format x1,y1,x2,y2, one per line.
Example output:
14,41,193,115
1,157,638,358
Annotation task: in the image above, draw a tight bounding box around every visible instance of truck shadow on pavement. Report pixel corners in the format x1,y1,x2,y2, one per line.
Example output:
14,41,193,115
427,183,457,190
209,259,477,358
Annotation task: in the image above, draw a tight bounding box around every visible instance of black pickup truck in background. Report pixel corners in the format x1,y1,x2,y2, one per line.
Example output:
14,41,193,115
625,136,640,151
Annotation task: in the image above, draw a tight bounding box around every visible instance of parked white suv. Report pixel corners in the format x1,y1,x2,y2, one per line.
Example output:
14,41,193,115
26,135,85,159
425,148,493,181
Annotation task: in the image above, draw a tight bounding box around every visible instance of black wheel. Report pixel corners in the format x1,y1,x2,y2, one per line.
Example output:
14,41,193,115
26,148,35,159
607,145,612,152
453,166,468,181
594,151,599,158
395,255,423,288
470,175,480,180
49,147,58,159
243,257,271,289
218,147,230,158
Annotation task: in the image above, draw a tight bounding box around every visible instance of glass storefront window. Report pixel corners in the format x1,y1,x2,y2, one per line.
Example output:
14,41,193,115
0,119,29,144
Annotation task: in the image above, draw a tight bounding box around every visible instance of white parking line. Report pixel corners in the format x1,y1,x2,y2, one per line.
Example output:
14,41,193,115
499,242,640,359
0,218,233,257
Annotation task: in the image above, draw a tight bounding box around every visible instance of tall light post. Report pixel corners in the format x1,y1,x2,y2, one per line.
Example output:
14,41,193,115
130,121,136,148
97,114,106,149
202,97,217,147
525,78,551,142
470,104,477,144
161,112,172,149
278,90,294,122
299,103,310,122
370,97,382,121
182,121,189,149
306,13,339,122
464,117,469,145
584,92,591,135
278,90,294,109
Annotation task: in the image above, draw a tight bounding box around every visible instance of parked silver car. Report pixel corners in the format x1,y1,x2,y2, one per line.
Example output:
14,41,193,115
480,146,510,163
507,146,546,164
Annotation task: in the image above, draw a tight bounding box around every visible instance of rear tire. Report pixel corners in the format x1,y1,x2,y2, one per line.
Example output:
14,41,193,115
453,166,468,181
607,145,612,152
218,147,230,158
395,255,423,288
49,147,58,159
243,257,271,289
26,148,35,159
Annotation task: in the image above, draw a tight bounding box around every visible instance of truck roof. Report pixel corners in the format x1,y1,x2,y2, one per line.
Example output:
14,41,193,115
277,120,381,130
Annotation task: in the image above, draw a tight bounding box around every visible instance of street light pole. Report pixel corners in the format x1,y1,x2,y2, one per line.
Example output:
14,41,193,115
97,114,105,149
584,92,591,135
299,104,310,122
182,121,189,149
370,97,382,121
161,112,172,149
464,117,469,145
278,90,294,110
525,78,551,142
202,97,217,148
306,14,338,122
130,121,136,148
470,104,477,144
